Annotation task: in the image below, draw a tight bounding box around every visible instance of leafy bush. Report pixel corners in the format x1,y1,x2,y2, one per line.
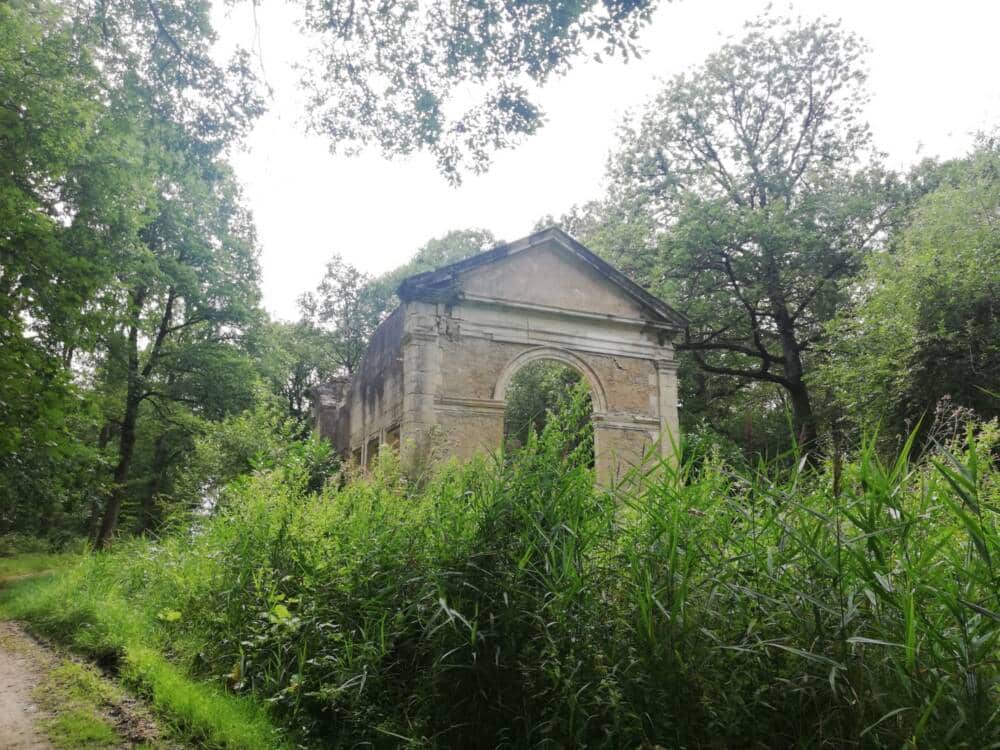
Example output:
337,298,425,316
0,533,53,557
5,411,999,748
172,392,340,512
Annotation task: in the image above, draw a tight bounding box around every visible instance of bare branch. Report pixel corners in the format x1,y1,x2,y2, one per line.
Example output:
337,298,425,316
688,350,791,387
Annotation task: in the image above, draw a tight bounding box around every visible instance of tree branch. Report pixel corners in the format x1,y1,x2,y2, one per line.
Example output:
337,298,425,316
141,286,176,380
680,340,768,358
789,252,852,323
164,315,208,335
147,0,184,57
721,255,782,363
688,349,791,387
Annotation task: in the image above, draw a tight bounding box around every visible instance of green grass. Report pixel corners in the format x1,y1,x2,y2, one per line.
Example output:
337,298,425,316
43,708,121,749
2,410,998,748
1,572,289,749
35,661,124,749
124,645,287,750
0,551,79,581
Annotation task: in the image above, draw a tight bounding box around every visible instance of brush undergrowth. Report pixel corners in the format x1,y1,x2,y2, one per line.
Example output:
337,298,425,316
3,404,998,748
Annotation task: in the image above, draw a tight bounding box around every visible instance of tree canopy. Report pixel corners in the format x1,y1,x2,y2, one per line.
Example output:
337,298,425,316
817,141,1000,441
0,0,267,543
300,229,499,375
594,14,899,446
297,0,660,179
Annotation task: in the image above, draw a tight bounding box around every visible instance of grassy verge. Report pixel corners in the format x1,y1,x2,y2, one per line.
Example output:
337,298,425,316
1,570,289,749
0,551,79,580
35,660,134,749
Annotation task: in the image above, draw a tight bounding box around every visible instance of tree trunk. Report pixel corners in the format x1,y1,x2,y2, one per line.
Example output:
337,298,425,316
767,263,819,450
787,378,817,448
139,432,169,534
95,284,176,549
94,324,142,549
86,422,115,540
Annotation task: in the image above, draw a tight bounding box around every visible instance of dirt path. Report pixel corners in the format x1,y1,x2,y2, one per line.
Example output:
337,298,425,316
0,564,175,749
0,622,53,749
0,619,171,749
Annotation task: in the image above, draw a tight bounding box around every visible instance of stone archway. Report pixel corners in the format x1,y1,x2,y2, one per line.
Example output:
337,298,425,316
493,346,609,414
495,347,601,464
313,227,685,484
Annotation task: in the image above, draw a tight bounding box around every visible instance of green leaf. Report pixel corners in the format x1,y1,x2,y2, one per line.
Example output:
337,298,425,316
157,609,182,623
271,603,292,621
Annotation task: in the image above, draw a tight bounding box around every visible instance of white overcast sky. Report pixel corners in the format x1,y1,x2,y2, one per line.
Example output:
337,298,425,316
213,0,1000,321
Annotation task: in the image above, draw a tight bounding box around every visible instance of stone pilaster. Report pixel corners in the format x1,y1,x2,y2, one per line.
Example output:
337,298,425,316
592,413,662,486
655,354,680,464
400,302,441,469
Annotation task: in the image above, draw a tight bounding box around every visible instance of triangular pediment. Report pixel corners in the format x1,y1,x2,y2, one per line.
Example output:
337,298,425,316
397,227,687,328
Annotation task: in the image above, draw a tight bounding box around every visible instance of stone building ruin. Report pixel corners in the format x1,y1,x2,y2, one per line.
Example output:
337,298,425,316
313,227,687,484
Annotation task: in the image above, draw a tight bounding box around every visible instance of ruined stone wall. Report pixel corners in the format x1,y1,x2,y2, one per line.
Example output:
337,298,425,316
392,293,680,484
315,230,684,483
319,306,405,463
313,379,350,451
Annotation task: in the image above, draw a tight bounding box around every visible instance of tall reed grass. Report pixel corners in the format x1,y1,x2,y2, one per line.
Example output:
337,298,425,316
4,407,998,748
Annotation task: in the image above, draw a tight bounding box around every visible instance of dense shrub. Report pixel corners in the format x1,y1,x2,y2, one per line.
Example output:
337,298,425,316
6,411,999,748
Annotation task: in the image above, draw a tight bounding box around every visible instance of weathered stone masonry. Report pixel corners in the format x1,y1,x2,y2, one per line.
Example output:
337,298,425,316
313,227,687,484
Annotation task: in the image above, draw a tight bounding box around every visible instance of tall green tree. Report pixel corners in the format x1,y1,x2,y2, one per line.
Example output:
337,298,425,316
0,0,116,535
299,255,383,376
366,229,498,312
302,230,497,376
605,14,897,446
255,320,338,432
0,0,265,544
817,140,1000,440
92,137,262,547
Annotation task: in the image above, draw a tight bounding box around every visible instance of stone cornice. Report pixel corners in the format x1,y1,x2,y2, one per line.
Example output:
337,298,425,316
457,293,683,333
434,396,506,415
